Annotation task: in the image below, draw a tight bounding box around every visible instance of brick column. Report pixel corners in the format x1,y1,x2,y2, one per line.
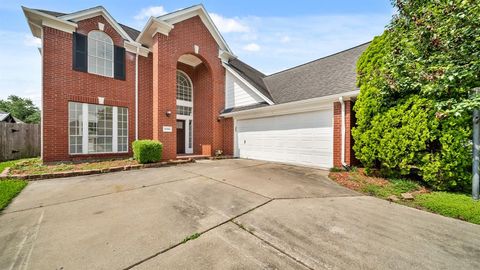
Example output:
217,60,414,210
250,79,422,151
333,100,356,167
152,33,177,160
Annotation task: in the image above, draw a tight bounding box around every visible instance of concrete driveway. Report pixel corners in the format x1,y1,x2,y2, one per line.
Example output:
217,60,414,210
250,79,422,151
1,159,479,270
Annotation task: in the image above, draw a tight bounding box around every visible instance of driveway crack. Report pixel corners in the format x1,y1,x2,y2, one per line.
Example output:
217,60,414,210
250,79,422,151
2,176,198,215
122,198,274,270
231,220,314,270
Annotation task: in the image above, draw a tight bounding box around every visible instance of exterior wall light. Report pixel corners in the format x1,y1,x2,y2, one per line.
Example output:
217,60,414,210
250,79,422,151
166,110,172,117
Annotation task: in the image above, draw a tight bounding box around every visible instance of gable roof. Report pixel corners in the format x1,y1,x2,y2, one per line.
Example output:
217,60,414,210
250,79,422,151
228,42,369,108
32,7,140,41
156,4,233,53
227,59,272,101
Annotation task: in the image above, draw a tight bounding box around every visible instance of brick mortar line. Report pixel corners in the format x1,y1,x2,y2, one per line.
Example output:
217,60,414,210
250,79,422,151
231,220,315,270
122,198,274,270
1,176,198,215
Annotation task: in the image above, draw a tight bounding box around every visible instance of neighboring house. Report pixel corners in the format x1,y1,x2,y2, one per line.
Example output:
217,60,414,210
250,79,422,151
0,111,23,123
23,4,365,168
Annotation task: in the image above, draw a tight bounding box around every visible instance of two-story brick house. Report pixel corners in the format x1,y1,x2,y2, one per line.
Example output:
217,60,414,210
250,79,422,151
24,4,365,168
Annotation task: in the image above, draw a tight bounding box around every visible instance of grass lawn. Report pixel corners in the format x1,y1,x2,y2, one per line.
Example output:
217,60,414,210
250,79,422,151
0,159,22,174
8,158,139,175
0,179,27,211
329,169,480,225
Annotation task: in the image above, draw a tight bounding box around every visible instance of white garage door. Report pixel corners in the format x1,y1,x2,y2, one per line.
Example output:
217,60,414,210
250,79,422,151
236,109,333,168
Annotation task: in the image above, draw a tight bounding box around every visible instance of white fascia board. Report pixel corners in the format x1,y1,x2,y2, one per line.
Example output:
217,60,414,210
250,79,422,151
59,6,133,42
158,5,233,54
223,63,274,105
23,7,77,38
222,90,360,120
136,17,174,47
218,49,236,63
124,41,150,57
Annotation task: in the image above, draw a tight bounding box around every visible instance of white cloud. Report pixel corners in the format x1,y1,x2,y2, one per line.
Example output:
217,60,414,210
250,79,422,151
219,14,391,74
243,43,261,52
134,6,167,21
280,35,291,43
209,13,249,33
23,35,41,47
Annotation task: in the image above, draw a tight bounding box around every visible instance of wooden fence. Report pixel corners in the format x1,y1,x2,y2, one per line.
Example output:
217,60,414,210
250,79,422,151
0,122,40,161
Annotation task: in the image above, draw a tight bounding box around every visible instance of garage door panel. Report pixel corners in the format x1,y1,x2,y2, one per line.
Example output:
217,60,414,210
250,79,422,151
236,110,333,168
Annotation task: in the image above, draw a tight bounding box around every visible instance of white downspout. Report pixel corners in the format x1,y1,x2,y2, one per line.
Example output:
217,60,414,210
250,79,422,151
135,47,139,141
339,97,347,167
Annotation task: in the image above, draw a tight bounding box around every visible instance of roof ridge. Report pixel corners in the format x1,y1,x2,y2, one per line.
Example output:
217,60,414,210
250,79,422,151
266,41,371,78
156,4,203,19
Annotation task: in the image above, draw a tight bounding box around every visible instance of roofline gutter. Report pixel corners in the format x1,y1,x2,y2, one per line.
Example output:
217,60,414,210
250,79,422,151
221,90,359,118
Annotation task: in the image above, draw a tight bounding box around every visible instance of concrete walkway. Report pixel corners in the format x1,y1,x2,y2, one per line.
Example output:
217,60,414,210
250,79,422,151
1,159,479,269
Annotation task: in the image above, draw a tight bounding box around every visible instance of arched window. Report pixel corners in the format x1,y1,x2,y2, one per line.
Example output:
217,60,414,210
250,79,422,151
88,31,114,77
176,71,192,101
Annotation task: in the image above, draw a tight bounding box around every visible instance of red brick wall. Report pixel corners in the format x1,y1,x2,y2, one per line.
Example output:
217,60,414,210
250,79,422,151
42,16,137,162
42,14,234,162
138,54,153,140
222,118,234,156
333,100,356,167
152,16,227,160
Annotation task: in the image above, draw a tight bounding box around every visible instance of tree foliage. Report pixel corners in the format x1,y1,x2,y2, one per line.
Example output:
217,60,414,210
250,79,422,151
0,95,40,123
352,0,479,191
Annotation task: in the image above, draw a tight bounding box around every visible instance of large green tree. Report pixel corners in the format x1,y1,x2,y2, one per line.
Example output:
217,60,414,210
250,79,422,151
0,95,41,124
352,0,479,191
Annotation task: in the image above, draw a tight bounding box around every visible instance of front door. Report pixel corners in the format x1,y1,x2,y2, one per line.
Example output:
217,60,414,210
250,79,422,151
177,120,185,154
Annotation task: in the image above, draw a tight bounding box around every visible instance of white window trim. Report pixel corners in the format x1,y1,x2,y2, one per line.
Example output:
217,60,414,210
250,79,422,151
87,31,114,78
69,102,129,155
176,70,194,154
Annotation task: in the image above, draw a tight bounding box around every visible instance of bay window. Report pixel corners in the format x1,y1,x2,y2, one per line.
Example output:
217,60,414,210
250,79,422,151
68,102,128,154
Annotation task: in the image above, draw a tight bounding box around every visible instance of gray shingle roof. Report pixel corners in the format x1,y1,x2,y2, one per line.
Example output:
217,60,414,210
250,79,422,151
227,42,369,108
227,59,273,101
221,102,269,114
263,42,369,104
34,8,141,41
0,111,9,121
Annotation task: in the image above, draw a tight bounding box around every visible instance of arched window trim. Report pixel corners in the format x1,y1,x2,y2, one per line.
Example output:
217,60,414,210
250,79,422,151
176,70,193,102
87,30,114,78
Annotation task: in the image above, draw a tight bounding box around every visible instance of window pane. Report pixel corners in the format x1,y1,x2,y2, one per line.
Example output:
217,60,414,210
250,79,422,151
68,102,83,154
87,31,114,77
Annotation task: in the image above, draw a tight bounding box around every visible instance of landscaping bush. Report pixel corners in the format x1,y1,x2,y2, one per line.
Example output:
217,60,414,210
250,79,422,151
132,140,163,164
352,0,480,191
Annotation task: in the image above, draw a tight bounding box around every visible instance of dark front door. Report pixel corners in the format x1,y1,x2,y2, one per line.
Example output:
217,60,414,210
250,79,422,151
177,120,185,154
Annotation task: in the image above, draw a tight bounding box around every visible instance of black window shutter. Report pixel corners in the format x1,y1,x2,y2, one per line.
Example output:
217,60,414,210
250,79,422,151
114,46,126,80
72,32,87,72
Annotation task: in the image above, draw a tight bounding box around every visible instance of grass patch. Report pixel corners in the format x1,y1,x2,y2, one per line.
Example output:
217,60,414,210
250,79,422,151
182,233,201,243
0,158,31,173
361,179,420,198
415,192,480,225
329,169,480,225
9,158,138,175
0,179,27,211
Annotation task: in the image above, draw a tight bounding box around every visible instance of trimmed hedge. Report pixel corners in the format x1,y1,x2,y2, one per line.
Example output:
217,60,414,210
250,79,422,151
132,140,163,164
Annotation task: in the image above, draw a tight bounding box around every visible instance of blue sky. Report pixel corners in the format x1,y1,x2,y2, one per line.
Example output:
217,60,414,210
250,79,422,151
0,1,393,106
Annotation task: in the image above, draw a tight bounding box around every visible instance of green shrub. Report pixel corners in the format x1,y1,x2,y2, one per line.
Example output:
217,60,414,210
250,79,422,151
352,0,480,191
132,140,163,164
